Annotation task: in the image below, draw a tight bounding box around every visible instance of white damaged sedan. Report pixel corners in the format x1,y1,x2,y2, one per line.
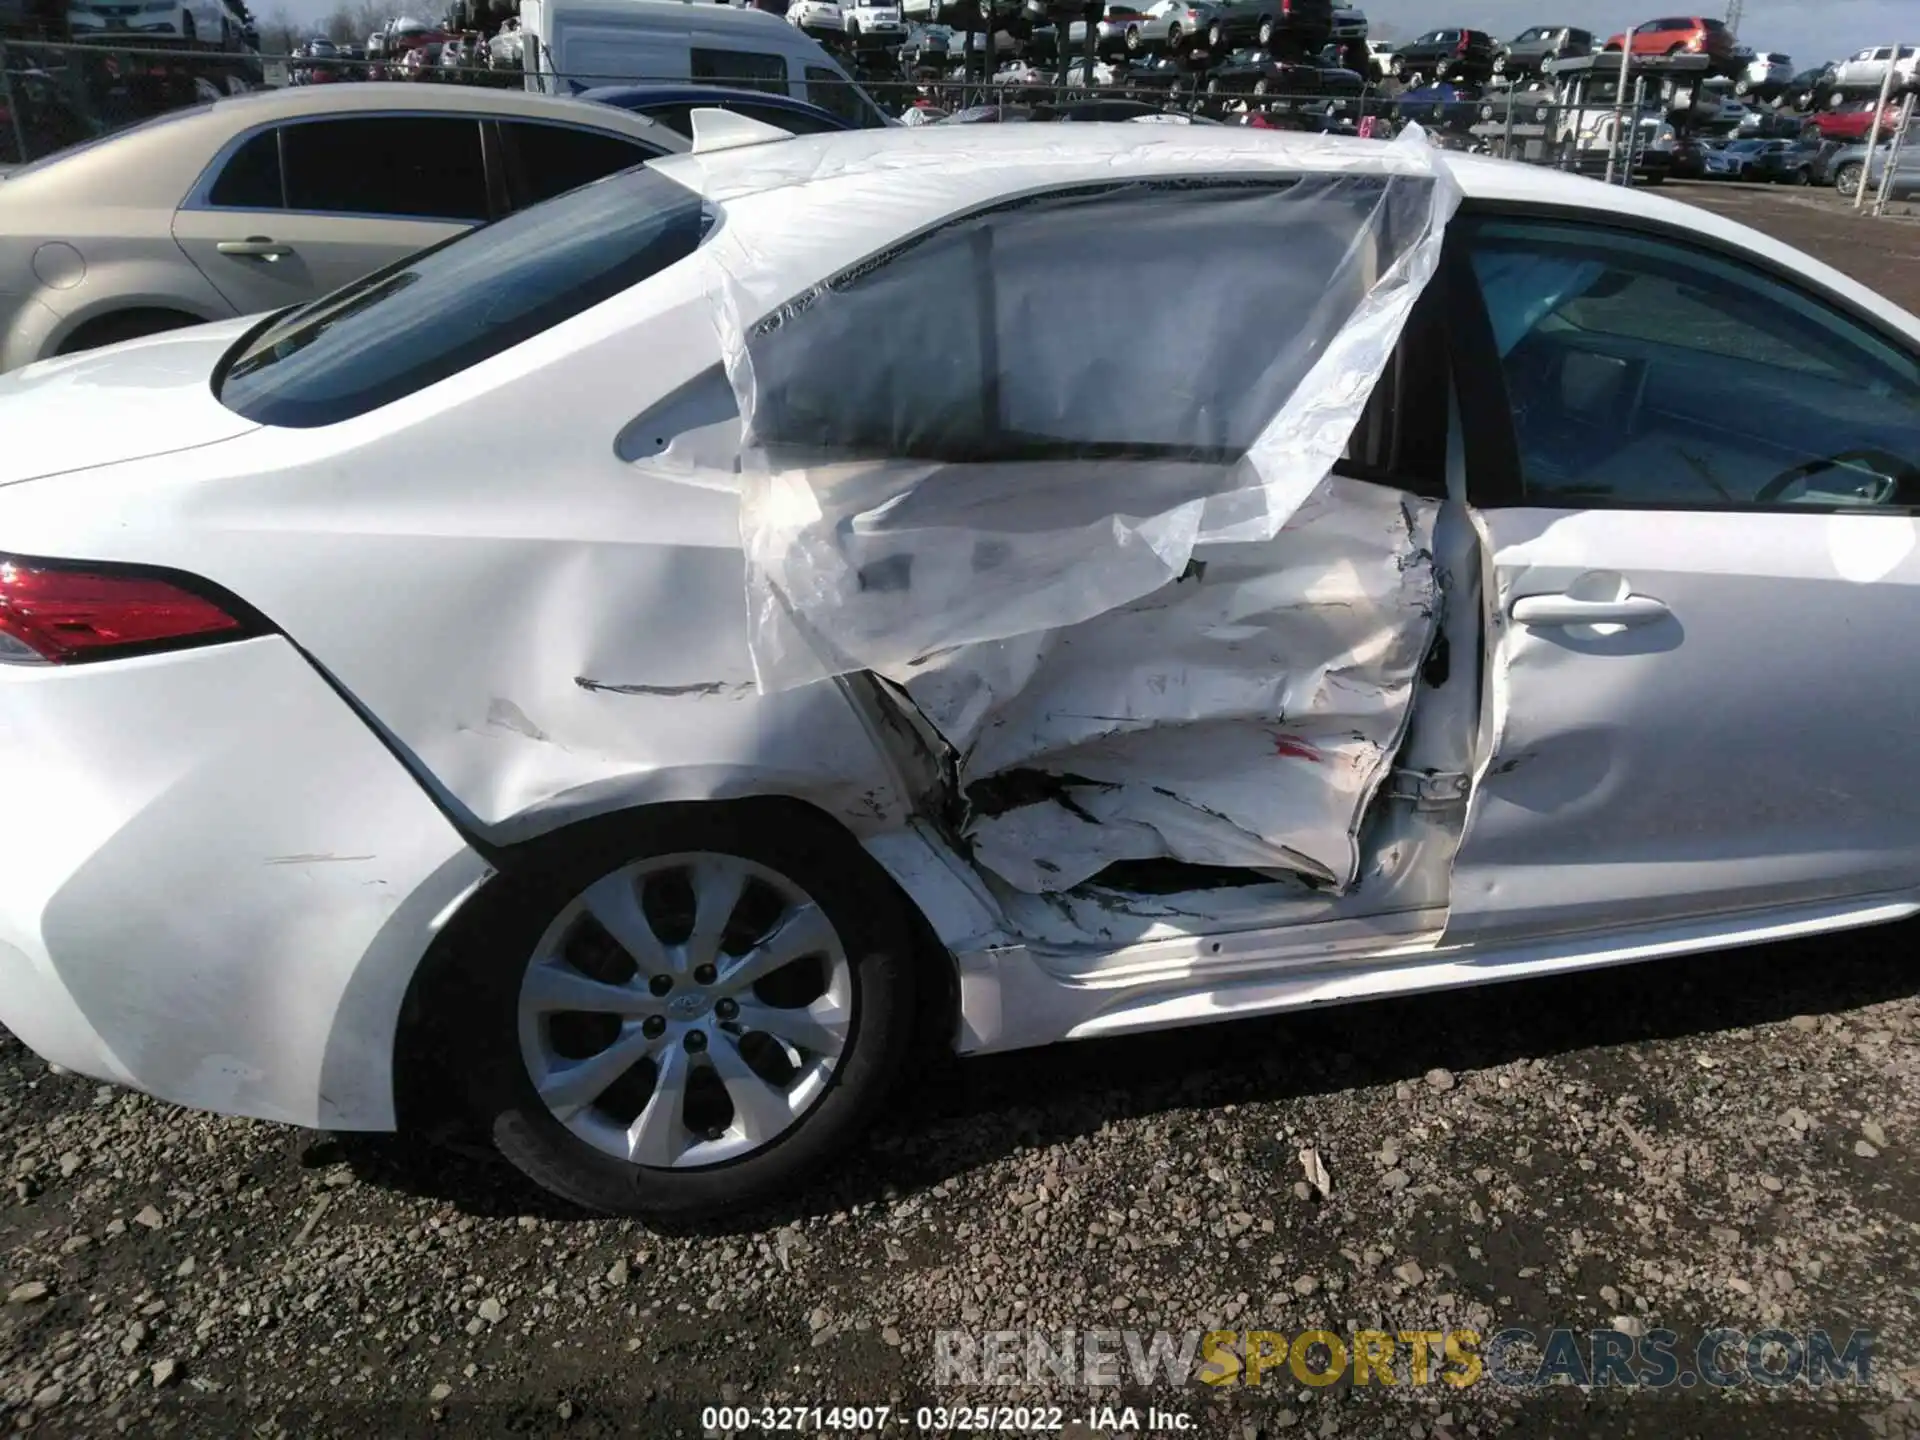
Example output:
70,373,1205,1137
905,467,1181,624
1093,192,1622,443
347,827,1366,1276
2,121,1917,1218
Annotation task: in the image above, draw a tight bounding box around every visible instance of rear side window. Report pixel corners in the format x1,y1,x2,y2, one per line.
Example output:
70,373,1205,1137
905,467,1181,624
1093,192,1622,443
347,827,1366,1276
741,176,1440,462
691,47,789,94
281,116,487,221
803,65,875,126
207,128,284,208
495,120,662,209
217,166,708,428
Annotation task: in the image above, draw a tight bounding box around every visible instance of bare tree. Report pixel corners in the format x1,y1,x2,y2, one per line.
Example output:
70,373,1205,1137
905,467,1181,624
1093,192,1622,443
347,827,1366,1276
256,4,300,51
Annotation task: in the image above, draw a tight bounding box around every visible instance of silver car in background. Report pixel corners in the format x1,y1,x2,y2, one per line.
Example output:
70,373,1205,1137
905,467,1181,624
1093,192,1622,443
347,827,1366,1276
1830,44,1919,100
1736,51,1794,97
0,85,685,371
1128,0,1220,53
1848,139,1920,199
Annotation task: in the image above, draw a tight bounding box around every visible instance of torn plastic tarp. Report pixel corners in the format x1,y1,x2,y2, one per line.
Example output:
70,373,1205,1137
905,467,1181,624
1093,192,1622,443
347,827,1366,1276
716,127,1460,692
708,130,1460,892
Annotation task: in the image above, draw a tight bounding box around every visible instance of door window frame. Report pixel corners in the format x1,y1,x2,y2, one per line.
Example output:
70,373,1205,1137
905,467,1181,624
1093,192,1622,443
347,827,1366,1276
181,112,498,224
1446,201,1920,515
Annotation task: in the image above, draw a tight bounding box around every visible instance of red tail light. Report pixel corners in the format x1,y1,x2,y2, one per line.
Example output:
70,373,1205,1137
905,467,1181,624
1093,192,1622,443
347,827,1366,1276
0,556,262,665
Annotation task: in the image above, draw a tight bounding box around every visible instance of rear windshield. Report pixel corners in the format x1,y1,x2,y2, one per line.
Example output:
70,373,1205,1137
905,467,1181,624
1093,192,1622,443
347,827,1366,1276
217,165,708,428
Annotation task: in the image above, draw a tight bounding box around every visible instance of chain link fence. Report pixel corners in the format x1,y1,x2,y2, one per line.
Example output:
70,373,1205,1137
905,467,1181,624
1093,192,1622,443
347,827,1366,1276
2,30,1907,210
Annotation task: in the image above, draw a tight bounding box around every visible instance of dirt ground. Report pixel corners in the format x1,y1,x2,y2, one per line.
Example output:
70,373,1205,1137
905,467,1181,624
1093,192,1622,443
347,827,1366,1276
1670,182,1920,313
4,185,1920,1440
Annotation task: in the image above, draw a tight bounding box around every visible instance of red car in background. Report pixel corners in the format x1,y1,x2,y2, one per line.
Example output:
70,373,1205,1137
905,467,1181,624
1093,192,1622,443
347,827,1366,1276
1802,99,1903,143
1602,15,1738,67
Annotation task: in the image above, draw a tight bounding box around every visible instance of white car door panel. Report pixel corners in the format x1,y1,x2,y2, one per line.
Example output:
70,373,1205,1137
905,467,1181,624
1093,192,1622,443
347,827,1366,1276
1456,506,1920,943
1444,213,1920,945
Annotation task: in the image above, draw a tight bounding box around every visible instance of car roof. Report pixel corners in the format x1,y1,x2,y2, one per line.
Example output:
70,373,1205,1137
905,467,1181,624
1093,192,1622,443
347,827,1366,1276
0,84,684,208
541,0,797,28
654,127,1920,339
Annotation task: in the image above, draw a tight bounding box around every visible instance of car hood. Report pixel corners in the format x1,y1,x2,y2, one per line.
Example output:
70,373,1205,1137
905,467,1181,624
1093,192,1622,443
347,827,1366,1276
0,318,261,487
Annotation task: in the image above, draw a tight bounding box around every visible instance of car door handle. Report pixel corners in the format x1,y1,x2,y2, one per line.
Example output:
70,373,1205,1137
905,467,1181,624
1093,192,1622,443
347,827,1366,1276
1511,593,1671,628
215,237,294,260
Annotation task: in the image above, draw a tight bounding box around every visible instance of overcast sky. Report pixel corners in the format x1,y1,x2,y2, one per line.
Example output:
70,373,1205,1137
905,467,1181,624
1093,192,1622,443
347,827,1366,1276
1364,0,1909,66
268,0,1912,69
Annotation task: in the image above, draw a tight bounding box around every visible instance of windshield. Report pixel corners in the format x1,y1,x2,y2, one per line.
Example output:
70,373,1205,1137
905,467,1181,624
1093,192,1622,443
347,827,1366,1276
218,166,709,428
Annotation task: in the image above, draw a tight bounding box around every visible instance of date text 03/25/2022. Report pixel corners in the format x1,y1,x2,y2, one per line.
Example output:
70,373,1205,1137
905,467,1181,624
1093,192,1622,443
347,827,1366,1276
700,1406,1193,1432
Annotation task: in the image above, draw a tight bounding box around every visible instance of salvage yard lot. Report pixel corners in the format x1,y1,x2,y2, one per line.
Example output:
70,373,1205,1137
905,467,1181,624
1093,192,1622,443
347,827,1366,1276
4,193,1920,1440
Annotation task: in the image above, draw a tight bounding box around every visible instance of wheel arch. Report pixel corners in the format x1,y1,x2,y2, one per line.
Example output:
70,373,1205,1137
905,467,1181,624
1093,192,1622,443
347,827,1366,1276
389,794,963,1136
54,304,209,356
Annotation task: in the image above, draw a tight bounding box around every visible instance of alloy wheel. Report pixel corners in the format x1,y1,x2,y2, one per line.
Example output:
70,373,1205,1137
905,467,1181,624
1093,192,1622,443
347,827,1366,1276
517,851,853,1170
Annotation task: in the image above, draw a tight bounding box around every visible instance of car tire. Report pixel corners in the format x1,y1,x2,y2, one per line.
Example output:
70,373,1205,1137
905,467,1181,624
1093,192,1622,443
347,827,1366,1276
1252,76,1268,95
1834,162,1863,193
1255,16,1272,47
1734,78,1749,95
846,19,860,38
1124,23,1139,52
1165,21,1181,48
439,804,924,1220
1206,20,1224,50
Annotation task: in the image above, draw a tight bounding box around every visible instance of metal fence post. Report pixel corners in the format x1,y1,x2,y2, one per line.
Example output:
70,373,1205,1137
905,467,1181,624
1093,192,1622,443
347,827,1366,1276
1622,73,1647,184
0,39,29,166
1568,80,1587,173
1872,91,1915,215
1854,48,1900,209
1081,4,1094,98
1603,41,1630,185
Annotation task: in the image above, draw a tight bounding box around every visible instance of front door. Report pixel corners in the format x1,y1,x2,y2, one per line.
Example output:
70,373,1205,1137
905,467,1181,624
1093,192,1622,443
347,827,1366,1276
1443,211,1920,945
173,115,488,317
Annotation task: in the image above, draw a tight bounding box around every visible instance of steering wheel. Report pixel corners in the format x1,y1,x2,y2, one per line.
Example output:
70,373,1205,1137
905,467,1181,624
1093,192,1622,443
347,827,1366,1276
1753,447,1919,505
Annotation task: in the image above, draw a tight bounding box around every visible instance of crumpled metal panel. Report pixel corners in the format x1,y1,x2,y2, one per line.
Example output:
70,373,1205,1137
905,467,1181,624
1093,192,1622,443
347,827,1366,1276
711,129,1460,894
908,476,1439,893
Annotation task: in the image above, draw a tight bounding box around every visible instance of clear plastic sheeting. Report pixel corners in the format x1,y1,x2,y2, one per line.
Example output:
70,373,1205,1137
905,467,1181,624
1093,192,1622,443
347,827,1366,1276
904,476,1440,894
708,130,1462,893
718,127,1461,693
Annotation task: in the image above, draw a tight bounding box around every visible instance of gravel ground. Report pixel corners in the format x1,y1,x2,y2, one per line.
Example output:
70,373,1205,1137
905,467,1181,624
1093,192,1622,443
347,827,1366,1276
6,190,1920,1440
